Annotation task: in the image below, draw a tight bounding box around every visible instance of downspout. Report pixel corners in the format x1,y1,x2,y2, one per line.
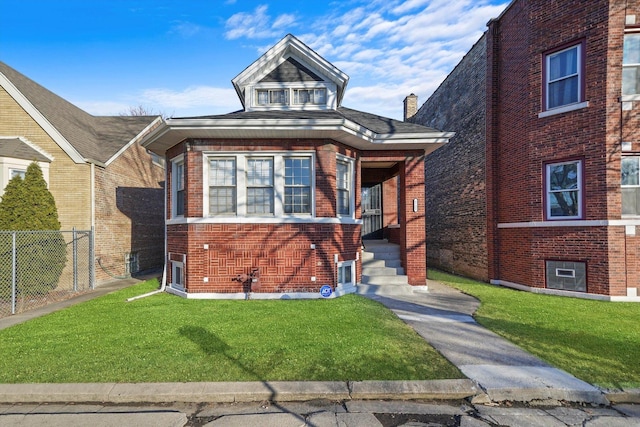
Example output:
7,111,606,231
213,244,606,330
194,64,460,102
126,157,168,302
90,162,95,230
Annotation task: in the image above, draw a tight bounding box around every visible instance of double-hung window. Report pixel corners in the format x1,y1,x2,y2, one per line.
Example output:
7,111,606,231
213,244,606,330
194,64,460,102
623,33,640,96
284,157,312,214
545,160,583,220
622,156,640,215
172,157,185,217
205,153,313,217
246,158,274,215
336,156,353,216
544,44,582,110
208,158,237,215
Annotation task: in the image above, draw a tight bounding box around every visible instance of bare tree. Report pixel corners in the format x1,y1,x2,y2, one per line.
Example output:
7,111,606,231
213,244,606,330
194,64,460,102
120,105,167,118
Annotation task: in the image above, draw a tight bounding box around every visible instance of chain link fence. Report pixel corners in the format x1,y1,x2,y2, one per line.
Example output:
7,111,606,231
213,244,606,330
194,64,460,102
0,229,94,318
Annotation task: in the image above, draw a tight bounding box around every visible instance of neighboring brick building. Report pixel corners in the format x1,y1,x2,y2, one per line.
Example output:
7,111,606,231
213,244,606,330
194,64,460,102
411,0,640,301
141,34,452,298
0,62,165,283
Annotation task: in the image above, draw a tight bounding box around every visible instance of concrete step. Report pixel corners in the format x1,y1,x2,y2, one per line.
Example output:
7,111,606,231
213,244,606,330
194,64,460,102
361,266,405,276
361,250,401,261
361,257,403,267
361,274,409,285
356,283,415,296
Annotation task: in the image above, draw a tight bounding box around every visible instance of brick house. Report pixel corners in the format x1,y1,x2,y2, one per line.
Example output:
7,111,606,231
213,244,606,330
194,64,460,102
141,34,452,298
410,0,640,301
0,61,165,283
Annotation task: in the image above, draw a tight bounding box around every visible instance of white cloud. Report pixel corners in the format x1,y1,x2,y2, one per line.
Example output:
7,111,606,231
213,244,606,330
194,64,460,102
225,5,298,40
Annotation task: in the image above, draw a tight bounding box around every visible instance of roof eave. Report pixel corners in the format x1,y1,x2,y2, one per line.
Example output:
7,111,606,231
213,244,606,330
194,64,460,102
140,118,452,155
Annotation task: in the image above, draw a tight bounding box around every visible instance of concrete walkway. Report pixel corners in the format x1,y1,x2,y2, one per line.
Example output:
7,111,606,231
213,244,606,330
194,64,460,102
364,280,612,404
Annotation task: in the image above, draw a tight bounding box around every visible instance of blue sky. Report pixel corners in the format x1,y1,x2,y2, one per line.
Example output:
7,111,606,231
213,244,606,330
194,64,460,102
1,0,508,120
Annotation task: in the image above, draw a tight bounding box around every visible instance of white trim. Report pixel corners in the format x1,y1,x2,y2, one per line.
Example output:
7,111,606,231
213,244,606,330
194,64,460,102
140,117,454,155
232,34,349,109
166,216,363,226
104,116,163,166
165,283,356,300
538,101,589,118
498,219,640,228
0,72,85,164
491,279,640,302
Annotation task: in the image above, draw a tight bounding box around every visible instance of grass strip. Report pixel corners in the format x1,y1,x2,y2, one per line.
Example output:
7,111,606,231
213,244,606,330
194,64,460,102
429,269,640,389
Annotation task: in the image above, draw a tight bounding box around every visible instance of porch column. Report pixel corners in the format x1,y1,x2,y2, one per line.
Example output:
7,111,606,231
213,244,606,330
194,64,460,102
399,155,427,286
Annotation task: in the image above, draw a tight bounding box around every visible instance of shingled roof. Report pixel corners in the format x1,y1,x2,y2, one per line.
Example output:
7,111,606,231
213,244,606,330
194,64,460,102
0,137,52,163
0,61,159,165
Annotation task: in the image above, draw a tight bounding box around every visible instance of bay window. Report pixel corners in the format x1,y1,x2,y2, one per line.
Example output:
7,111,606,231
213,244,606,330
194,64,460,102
204,152,314,217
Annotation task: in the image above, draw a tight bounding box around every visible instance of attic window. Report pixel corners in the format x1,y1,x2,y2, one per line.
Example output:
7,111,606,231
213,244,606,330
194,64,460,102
293,89,326,105
257,89,288,105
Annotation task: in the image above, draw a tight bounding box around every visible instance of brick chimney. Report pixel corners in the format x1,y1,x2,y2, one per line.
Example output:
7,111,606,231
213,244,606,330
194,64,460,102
403,93,418,121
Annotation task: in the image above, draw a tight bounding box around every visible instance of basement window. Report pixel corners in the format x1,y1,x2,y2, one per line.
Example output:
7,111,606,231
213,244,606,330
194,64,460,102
546,260,586,292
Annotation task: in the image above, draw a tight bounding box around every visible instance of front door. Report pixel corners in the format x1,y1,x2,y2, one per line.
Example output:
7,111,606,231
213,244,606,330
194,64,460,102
362,184,383,239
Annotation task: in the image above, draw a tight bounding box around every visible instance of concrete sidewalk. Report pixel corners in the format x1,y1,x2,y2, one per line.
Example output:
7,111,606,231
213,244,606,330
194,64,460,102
0,274,637,407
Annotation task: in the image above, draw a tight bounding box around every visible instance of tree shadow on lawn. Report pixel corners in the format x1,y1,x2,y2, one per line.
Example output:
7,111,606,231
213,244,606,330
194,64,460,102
179,325,325,426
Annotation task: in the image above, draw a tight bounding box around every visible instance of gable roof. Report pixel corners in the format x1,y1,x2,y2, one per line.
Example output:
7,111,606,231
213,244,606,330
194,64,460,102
0,61,160,165
0,136,53,163
232,34,349,108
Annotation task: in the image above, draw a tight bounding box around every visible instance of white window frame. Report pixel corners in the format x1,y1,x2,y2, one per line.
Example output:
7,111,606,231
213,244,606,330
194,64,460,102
249,83,336,110
545,159,583,220
171,260,184,290
544,44,582,111
171,155,185,218
337,260,355,286
622,155,640,216
336,154,355,218
9,168,26,180
293,88,327,105
203,151,315,218
623,32,640,98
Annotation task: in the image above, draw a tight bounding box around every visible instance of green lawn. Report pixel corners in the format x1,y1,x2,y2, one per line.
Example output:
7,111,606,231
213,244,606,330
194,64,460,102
428,269,640,389
0,280,463,383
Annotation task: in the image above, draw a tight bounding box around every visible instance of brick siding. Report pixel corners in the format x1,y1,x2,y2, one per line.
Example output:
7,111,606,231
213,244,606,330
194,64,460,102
411,36,488,281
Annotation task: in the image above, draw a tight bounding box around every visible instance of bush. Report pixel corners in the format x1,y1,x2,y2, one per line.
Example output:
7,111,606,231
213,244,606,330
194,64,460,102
0,163,66,296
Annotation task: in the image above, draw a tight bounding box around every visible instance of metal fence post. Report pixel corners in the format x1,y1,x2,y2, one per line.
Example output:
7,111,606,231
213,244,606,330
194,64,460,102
11,232,16,315
72,227,78,292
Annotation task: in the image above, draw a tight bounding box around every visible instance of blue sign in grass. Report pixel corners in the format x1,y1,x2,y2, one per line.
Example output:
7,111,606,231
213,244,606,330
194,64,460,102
320,285,332,298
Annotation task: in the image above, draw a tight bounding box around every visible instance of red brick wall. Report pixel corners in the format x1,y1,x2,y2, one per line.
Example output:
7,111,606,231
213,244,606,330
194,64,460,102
413,35,488,280
484,0,628,296
168,223,360,293
166,139,362,293
94,142,165,282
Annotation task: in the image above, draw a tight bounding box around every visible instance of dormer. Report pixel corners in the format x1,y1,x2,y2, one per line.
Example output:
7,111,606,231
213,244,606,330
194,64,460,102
232,34,349,112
